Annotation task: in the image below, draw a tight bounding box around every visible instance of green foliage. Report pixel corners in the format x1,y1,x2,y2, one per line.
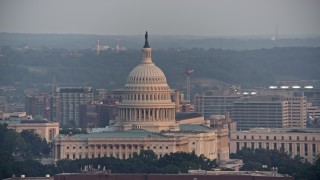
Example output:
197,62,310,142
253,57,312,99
232,148,320,179
54,150,214,174
0,124,52,179
59,128,88,135
1,47,320,93
20,130,50,156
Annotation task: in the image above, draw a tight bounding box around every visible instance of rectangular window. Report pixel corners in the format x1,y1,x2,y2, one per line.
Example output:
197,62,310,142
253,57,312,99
289,136,292,140
244,135,247,139
274,136,276,140
266,136,269,140
244,142,247,148
251,136,254,140
236,142,240,151
297,143,300,155
92,154,94,159
259,142,262,149
236,135,239,139
266,143,269,150
274,143,277,150
251,142,255,150
281,136,284,140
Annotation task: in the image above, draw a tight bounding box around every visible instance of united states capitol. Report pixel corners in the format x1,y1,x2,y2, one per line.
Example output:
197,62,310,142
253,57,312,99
53,32,230,161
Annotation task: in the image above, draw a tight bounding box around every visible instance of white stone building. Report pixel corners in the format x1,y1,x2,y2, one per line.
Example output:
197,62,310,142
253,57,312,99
53,32,229,162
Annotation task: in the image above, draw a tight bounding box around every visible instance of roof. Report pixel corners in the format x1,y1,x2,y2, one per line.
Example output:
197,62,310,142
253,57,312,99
179,124,213,133
175,112,202,121
238,128,320,134
59,129,167,139
0,119,53,125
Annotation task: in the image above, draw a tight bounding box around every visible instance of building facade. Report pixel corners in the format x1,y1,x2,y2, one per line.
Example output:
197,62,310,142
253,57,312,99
230,128,320,163
232,95,288,130
52,87,93,127
194,90,241,119
1,119,59,143
283,96,307,128
25,93,51,120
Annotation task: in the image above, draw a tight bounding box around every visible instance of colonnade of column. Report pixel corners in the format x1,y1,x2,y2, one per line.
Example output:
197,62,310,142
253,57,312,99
119,107,175,122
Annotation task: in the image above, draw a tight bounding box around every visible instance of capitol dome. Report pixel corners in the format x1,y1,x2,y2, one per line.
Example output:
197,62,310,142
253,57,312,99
126,64,167,85
115,32,179,132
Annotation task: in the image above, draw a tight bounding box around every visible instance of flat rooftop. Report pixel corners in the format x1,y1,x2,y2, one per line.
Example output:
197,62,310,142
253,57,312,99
238,128,320,134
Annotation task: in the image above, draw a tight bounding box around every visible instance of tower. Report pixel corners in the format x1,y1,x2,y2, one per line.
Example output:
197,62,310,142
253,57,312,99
115,38,120,52
96,40,100,54
185,66,194,101
115,32,179,132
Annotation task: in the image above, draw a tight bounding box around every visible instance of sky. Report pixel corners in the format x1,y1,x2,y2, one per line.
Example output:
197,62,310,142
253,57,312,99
0,0,320,36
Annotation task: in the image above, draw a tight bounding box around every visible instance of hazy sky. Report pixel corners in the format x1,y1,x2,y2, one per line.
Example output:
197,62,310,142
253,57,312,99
1,0,320,36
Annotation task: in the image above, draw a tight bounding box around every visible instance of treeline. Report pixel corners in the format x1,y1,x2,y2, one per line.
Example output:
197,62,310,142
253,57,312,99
1,46,320,91
2,149,216,178
0,124,50,179
231,148,320,180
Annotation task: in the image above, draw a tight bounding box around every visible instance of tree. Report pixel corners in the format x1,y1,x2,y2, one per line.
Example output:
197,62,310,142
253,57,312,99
20,130,50,156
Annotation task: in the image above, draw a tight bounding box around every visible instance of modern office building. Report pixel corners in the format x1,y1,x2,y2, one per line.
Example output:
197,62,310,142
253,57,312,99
53,33,229,162
194,90,241,118
232,95,288,130
25,93,51,120
230,128,320,163
52,87,93,127
283,96,307,128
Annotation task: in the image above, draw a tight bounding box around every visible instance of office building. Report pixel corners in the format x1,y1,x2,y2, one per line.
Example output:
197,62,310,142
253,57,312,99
232,95,288,130
52,87,93,127
194,90,241,118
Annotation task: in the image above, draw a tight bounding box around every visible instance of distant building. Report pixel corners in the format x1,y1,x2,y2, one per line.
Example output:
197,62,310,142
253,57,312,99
80,104,98,128
25,93,51,120
52,87,93,127
232,95,287,130
0,118,59,143
230,128,320,163
283,96,307,128
50,95,61,122
194,90,241,118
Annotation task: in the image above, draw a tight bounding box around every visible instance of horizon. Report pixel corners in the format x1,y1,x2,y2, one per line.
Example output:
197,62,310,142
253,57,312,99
1,0,320,37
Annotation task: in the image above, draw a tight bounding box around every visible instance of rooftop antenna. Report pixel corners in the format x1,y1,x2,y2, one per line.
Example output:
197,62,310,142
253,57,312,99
185,65,194,101
115,38,120,52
